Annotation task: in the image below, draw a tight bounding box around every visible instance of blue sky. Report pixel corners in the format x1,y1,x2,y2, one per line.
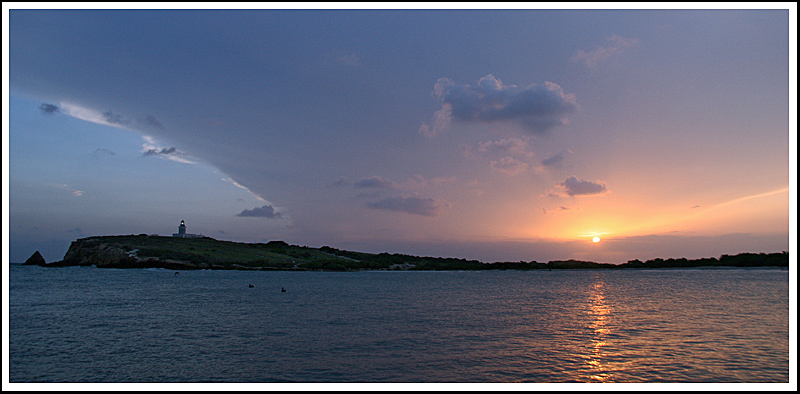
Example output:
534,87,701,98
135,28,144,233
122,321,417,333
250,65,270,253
3,4,796,264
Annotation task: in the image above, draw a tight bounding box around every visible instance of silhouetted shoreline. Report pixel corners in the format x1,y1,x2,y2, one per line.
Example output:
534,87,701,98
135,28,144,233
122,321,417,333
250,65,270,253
20,235,790,271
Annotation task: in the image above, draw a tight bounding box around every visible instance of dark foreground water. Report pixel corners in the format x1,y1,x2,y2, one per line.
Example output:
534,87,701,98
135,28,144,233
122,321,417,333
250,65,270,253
7,265,790,383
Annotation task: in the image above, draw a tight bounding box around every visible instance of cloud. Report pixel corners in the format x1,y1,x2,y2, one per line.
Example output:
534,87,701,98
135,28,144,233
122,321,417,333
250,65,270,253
51,183,85,197
542,206,575,214
490,156,529,175
559,176,608,196
367,195,451,217
56,101,163,131
57,102,131,129
476,138,533,157
331,177,351,187
90,148,116,157
143,146,178,156
39,103,60,114
139,115,163,129
221,177,264,200
420,74,579,135
541,149,572,167
354,176,397,189
141,136,196,164
147,147,177,155
399,175,457,190
352,175,454,190
419,105,453,137
102,110,131,125
572,35,640,68
236,204,284,219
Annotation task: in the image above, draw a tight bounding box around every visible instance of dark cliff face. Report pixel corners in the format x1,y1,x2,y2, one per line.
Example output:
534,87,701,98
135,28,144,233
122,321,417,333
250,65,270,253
53,236,199,269
57,237,136,267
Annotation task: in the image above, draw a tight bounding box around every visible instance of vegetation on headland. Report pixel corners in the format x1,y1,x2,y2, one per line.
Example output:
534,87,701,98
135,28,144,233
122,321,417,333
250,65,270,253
23,234,789,271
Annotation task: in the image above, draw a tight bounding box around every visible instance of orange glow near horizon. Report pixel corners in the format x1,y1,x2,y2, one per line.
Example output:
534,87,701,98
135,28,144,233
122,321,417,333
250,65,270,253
515,186,790,245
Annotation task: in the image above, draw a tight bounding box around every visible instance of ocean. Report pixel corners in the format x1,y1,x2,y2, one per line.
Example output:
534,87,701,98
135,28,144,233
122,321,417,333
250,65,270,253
6,264,790,384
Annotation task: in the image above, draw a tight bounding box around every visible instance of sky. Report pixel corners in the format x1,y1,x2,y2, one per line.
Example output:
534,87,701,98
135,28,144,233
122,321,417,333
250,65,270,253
3,4,796,265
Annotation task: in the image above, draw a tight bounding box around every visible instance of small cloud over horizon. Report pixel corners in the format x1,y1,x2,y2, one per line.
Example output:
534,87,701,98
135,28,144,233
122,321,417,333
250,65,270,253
236,205,284,219
558,176,608,196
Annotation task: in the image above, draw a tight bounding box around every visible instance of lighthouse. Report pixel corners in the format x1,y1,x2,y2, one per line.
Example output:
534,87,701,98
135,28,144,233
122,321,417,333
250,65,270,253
173,220,203,238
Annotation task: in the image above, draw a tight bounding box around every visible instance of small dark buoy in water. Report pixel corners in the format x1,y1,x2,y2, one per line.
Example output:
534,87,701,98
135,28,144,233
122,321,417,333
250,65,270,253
281,287,286,292
249,284,254,288
175,272,179,276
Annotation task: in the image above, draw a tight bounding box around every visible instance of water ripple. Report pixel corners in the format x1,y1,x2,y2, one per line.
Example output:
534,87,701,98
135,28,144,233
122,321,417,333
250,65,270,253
8,267,789,383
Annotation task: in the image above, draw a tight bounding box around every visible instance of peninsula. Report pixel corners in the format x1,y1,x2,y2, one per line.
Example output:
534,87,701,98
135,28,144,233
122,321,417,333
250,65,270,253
24,234,789,271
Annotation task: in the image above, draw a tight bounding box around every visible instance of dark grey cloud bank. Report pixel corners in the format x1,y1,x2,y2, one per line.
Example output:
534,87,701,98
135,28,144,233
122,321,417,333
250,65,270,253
236,205,284,219
560,176,608,196
38,103,59,114
422,74,579,135
143,147,178,156
142,147,191,163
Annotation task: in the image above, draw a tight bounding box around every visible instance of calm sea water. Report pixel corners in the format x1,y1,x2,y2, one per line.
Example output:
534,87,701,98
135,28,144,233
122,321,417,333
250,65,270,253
7,264,790,383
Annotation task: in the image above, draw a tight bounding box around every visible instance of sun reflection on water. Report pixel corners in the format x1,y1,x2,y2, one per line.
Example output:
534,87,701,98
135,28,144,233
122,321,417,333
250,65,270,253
586,277,614,382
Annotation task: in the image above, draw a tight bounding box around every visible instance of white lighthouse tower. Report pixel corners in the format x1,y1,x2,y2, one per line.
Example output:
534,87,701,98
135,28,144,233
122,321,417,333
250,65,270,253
173,220,203,238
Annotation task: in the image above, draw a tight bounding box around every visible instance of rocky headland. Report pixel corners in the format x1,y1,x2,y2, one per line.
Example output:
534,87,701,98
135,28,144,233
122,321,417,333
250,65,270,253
22,234,790,271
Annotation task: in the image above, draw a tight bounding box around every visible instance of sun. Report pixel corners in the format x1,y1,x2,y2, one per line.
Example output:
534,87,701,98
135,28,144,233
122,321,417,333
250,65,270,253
592,236,601,243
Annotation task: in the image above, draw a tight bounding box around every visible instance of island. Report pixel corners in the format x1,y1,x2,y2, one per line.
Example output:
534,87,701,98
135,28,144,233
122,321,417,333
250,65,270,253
23,234,789,271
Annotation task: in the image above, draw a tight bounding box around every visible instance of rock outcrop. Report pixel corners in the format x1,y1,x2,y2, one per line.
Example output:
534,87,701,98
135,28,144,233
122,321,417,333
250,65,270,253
22,251,46,266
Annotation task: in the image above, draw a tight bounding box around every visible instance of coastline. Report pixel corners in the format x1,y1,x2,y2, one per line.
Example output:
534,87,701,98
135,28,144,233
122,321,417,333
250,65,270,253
19,234,790,272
